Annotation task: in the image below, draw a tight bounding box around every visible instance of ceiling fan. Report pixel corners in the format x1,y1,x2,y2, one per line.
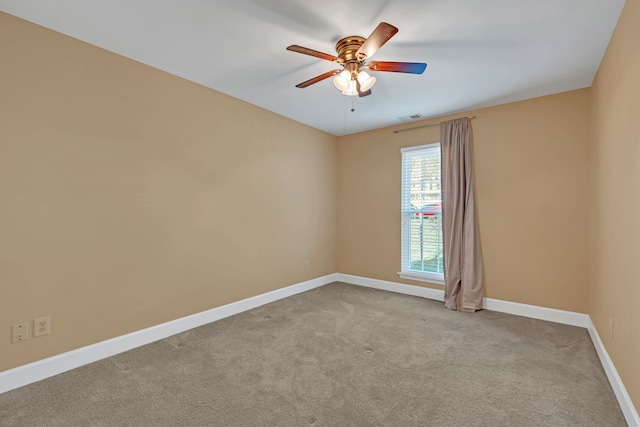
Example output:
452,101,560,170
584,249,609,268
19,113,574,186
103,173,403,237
286,22,427,97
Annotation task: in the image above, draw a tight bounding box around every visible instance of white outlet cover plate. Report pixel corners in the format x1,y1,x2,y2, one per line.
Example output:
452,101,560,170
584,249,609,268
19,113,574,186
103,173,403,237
33,316,50,337
12,323,29,343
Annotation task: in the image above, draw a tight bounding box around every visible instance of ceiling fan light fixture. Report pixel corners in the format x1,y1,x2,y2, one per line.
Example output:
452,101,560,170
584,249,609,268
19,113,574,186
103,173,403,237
287,22,427,96
341,80,359,96
333,70,351,91
357,71,376,92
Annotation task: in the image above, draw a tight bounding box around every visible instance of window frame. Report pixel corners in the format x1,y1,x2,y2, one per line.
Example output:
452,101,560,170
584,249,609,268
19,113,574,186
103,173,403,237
398,143,445,285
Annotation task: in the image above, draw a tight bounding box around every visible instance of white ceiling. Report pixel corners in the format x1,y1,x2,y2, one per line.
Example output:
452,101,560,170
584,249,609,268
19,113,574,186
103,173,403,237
0,0,626,136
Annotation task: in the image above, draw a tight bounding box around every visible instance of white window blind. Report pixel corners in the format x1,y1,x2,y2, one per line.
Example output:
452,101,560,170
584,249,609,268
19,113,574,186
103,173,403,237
400,143,444,283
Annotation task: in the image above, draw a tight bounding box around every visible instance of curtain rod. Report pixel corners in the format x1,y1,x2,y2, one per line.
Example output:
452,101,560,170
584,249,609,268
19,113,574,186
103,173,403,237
392,115,476,134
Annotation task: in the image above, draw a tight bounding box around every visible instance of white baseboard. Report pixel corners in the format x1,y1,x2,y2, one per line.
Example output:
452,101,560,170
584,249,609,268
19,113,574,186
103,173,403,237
337,273,445,301
0,273,338,395
336,273,589,327
587,317,640,427
482,297,589,327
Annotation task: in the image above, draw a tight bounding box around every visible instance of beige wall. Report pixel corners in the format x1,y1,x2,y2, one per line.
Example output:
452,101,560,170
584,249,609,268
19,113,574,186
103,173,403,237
589,0,640,410
0,12,337,371
337,89,591,313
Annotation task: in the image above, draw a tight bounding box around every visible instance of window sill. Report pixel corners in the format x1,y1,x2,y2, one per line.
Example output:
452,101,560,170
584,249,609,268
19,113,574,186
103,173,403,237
398,271,445,286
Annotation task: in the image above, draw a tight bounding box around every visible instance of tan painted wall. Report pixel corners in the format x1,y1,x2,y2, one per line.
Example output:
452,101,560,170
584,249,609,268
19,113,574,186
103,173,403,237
337,89,591,313
589,0,640,410
0,12,337,371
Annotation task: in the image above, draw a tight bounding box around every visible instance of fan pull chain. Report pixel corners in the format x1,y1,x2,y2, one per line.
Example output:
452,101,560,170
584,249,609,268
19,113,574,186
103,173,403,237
343,95,347,134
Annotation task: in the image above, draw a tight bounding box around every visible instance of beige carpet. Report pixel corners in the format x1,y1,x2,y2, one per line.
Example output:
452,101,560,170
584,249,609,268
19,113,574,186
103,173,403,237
0,282,626,426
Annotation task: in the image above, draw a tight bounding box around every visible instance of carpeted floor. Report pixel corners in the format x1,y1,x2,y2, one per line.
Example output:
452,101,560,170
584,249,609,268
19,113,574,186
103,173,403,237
0,282,627,426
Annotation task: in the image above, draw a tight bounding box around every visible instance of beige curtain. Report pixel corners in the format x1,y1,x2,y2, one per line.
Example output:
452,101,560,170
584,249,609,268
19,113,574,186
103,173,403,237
440,117,484,312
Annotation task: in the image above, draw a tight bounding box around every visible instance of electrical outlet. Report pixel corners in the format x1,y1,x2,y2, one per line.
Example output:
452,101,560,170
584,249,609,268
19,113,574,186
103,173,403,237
34,316,51,337
304,260,310,271
12,323,28,343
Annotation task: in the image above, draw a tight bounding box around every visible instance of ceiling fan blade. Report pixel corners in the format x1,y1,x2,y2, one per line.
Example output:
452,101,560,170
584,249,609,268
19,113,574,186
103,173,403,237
355,22,399,61
295,70,341,88
286,45,339,62
368,61,427,74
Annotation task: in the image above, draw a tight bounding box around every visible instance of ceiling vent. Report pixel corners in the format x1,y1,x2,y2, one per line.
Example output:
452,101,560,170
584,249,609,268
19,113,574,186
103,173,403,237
398,113,424,122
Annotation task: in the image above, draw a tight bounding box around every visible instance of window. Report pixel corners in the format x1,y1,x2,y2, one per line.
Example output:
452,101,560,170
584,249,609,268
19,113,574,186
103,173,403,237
399,143,445,284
